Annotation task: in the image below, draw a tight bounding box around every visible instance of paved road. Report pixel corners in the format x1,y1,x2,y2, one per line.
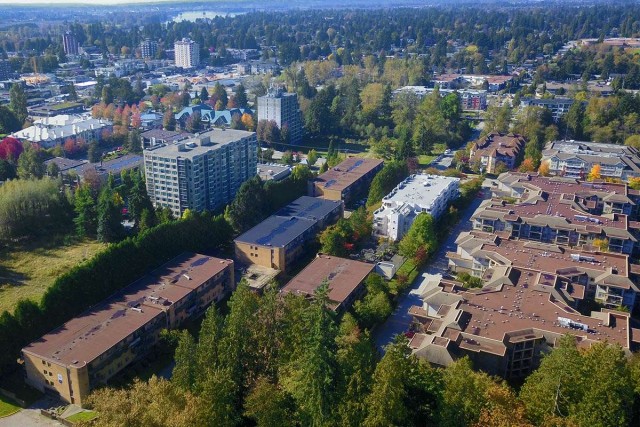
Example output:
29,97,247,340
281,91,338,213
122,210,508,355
0,397,63,427
373,193,485,353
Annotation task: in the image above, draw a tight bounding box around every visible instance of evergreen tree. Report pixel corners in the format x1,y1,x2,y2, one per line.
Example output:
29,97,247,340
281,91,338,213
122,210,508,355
9,83,28,125
73,183,97,237
200,87,209,102
172,330,197,392
96,185,123,243
127,129,142,153
235,84,248,108
17,145,45,179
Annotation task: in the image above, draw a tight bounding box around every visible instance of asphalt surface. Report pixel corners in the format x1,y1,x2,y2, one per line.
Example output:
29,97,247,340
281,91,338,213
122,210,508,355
373,191,485,353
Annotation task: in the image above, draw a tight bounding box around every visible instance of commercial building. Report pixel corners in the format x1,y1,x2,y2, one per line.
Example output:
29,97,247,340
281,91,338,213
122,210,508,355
257,87,303,144
140,39,158,59
469,133,526,174
408,270,636,379
309,157,384,203
520,98,574,122
542,140,640,181
62,32,79,56
11,114,112,149
281,254,374,313
448,230,640,309
144,129,257,217
22,253,234,405
373,174,460,241
234,196,343,272
472,173,640,255
174,38,200,69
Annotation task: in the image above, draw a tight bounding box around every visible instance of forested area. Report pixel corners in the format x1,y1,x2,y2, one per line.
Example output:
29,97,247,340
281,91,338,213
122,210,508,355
84,283,640,427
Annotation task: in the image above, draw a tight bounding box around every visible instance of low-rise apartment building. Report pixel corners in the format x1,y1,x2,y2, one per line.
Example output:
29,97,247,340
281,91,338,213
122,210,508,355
542,140,640,181
309,157,384,203
393,86,487,110
520,97,574,122
373,174,459,241
448,230,640,309
408,269,636,379
469,133,526,174
11,114,112,149
144,129,257,218
234,196,343,272
280,254,374,313
22,253,234,406
473,173,640,255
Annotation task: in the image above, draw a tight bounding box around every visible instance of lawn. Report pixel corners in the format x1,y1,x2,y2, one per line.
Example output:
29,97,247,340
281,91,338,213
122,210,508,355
0,237,106,314
66,410,98,423
417,154,436,167
0,394,20,418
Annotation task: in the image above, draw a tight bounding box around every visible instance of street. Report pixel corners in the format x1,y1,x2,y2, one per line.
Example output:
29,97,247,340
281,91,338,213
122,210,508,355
373,191,485,352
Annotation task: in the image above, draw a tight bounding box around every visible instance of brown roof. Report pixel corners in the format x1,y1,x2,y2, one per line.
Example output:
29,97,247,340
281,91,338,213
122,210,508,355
280,255,374,310
470,133,526,161
313,157,383,195
23,253,233,367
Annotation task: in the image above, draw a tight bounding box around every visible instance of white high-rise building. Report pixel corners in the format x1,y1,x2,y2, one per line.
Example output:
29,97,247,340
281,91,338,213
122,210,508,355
373,174,460,241
144,129,257,217
174,38,200,68
257,87,303,144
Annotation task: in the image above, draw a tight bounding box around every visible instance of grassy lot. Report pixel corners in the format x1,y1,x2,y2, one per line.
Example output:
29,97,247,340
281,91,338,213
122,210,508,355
0,237,106,314
0,394,20,418
417,154,436,168
66,410,98,423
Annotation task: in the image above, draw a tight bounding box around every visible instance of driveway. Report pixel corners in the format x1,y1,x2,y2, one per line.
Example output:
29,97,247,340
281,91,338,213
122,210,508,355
0,397,63,427
373,194,485,352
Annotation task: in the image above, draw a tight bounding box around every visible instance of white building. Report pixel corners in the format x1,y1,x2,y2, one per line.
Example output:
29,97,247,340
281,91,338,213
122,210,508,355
373,174,460,241
144,128,257,218
11,114,112,148
174,38,200,69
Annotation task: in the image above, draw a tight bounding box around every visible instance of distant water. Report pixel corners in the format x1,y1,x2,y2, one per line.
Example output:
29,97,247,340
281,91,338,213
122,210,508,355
170,10,240,22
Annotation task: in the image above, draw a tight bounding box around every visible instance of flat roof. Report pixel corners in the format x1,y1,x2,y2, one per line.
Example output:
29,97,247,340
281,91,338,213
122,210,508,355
375,174,459,215
73,155,143,178
144,128,255,159
44,157,86,172
281,255,374,310
235,196,342,248
313,157,384,194
23,253,233,367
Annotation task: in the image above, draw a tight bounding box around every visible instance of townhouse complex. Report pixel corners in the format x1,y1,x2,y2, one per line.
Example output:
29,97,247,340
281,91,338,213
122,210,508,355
542,140,640,181
22,253,234,405
469,132,526,174
373,174,460,241
408,172,640,378
11,114,112,149
143,128,257,218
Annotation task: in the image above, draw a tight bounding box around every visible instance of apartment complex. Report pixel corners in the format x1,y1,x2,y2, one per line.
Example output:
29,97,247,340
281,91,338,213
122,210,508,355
62,32,79,55
521,97,574,121
542,140,640,181
393,86,487,110
174,38,200,68
11,114,112,149
309,157,384,203
473,173,640,254
235,196,343,272
257,87,303,144
373,174,459,241
408,271,636,379
281,254,374,313
448,230,640,309
469,133,526,174
22,253,234,405
143,129,257,217
140,39,158,59
0,59,11,80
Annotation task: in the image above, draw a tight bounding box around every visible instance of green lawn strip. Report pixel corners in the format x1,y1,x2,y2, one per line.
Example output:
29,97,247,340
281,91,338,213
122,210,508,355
0,394,20,418
66,410,98,423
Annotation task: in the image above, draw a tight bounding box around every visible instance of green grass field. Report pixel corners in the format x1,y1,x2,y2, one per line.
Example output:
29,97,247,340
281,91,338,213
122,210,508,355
66,410,98,423
417,154,436,167
0,395,20,418
0,237,105,314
